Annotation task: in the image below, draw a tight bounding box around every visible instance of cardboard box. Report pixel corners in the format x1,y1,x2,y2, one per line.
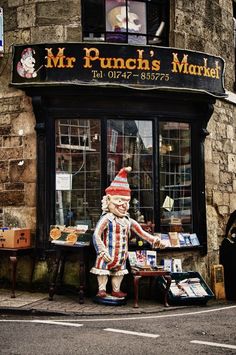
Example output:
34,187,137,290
0,228,31,248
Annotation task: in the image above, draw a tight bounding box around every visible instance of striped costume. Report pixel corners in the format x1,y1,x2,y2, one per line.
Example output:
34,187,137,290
90,212,158,276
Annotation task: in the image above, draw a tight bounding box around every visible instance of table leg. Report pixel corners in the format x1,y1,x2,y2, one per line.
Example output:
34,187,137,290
9,256,17,298
133,275,141,308
163,275,171,307
48,251,61,301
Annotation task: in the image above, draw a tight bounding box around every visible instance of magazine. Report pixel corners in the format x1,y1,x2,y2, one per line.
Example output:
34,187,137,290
162,258,172,272
168,232,180,247
190,233,200,246
136,250,147,267
128,251,138,266
172,258,182,272
146,250,157,267
178,233,187,247
160,233,171,247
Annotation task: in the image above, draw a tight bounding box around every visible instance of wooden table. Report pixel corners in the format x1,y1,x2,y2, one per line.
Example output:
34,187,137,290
48,243,90,304
0,247,35,298
131,269,171,308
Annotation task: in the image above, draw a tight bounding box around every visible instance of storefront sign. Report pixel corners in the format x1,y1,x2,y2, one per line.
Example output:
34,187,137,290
11,43,226,97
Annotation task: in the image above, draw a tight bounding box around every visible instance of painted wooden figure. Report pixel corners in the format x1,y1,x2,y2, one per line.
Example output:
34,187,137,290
90,166,165,300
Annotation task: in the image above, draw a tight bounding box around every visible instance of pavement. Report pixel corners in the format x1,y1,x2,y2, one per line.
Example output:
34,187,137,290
0,288,233,317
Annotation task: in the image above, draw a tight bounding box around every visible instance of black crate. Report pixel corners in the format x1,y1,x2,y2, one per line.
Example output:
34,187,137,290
157,271,214,305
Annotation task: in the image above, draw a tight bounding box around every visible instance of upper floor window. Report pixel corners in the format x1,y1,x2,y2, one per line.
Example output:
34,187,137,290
82,0,169,46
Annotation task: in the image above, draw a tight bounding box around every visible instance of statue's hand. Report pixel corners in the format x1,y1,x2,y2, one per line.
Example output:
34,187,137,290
153,238,166,249
100,251,112,262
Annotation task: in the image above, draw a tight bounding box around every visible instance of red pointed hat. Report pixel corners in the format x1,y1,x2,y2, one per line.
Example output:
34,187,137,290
105,167,132,196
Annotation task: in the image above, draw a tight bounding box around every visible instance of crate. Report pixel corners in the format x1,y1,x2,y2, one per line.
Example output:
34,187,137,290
157,271,214,305
0,228,31,248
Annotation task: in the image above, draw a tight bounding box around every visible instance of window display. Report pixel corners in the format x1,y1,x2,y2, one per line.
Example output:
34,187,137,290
159,122,192,232
82,0,169,45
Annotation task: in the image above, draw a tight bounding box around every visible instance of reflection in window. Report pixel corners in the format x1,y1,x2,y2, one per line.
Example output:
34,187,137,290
82,0,169,46
55,119,101,228
107,119,154,227
159,122,192,233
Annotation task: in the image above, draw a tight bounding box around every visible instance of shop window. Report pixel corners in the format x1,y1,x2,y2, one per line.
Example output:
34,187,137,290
55,119,101,228
82,0,169,46
159,122,192,233
107,119,154,226
53,117,197,247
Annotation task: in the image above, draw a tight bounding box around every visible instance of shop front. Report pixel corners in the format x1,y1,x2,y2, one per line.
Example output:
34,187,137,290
11,43,226,295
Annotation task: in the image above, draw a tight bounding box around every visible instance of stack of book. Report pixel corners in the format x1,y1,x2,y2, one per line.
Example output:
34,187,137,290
170,277,209,298
161,258,183,272
128,250,164,271
158,232,200,248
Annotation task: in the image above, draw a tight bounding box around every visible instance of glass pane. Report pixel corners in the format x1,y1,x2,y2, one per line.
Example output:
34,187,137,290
83,0,105,34
105,0,146,44
159,122,192,233
55,119,101,228
107,119,154,230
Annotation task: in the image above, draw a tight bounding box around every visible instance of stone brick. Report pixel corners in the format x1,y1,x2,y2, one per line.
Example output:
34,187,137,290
65,26,82,42
0,190,25,206
3,7,17,31
24,183,36,207
0,114,11,126
31,25,65,43
230,193,236,212
9,159,36,183
0,126,11,136
36,1,80,26
3,136,22,148
219,171,233,185
12,112,36,136
0,147,23,160
228,154,236,172
5,182,24,190
17,5,36,28
8,0,24,7
205,162,220,184
213,191,230,206
23,135,37,159
0,161,9,183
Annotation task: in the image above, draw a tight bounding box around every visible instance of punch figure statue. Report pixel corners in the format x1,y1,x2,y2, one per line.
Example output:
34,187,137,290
90,167,165,299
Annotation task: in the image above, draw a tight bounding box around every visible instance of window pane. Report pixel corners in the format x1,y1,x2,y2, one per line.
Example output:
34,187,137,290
83,0,105,40
107,119,154,230
55,119,101,228
147,0,169,45
159,122,192,233
105,0,146,44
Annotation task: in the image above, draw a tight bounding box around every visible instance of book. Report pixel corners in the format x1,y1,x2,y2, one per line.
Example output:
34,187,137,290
168,232,180,247
182,233,191,246
190,233,200,246
136,250,147,267
172,258,182,272
146,250,157,267
162,258,172,272
178,233,187,247
128,251,137,266
160,233,171,247
190,283,208,297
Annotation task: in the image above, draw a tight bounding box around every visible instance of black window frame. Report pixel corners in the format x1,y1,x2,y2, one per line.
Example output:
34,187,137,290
31,87,214,255
82,0,169,46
